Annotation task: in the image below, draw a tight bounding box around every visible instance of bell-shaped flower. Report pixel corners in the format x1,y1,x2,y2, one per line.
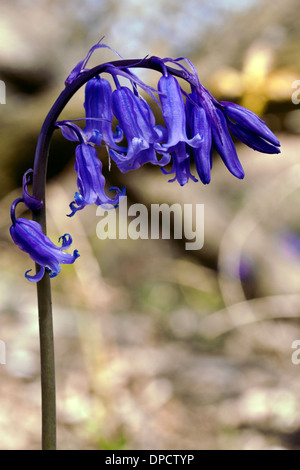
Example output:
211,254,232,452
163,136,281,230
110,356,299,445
10,198,79,282
109,85,170,173
83,76,123,148
157,74,203,152
68,142,125,216
186,87,245,181
186,94,212,184
211,108,245,179
220,101,281,154
185,83,281,183
55,121,125,215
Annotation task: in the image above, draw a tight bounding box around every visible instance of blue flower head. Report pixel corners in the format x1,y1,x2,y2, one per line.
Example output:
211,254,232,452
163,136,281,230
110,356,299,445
10,40,281,282
10,198,79,282
61,44,280,188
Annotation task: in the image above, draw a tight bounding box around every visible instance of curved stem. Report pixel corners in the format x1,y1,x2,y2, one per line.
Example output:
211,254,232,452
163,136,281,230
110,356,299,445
31,57,190,450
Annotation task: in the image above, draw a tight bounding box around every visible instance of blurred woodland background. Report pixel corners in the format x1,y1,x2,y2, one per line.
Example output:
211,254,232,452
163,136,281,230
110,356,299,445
1,0,300,450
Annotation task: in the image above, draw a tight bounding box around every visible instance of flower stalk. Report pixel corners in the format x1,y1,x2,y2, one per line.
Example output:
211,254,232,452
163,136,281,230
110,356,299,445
29,56,195,450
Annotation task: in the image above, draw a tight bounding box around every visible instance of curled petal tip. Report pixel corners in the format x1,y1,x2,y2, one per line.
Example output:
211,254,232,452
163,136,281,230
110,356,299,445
58,233,73,249
25,267,45,283
73,249,80,260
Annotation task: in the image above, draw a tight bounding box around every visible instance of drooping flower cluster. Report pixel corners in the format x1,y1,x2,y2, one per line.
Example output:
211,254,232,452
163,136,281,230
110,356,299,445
60,45,280,194
10,39,281,281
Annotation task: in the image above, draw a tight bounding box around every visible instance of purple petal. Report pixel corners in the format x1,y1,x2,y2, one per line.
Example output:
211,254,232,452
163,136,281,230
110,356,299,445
69,143,124,215
110,86,168,171
84,77,123,148
107,65,161,107
211,110,245,179
56,121,86,143
186,94,212,184
158,74,202,150
112,87,161,144
58,233,73,249
228,121,281,154
161,142,197,186
25,266,45,282
220,101,280,147
110,145,170,173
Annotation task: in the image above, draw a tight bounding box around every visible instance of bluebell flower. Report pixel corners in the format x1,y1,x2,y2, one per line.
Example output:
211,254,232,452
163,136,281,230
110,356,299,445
10,198,79,282
69,141,125,216
220,101,281,154
83,75,123,148
152,73,203,185
158,74,203,151
185,83,280,184
55,121,125,216
109,85,170,172
186,86,245,182
185,92,212,184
